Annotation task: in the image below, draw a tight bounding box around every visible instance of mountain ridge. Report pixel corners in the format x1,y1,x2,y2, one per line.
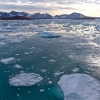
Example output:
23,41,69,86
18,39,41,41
0,11,97,19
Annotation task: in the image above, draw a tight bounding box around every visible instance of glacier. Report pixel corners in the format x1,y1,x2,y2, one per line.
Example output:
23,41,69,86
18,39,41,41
58,74,100,100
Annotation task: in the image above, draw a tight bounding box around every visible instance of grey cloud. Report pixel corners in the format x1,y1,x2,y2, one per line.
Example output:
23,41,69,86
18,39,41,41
0,0,99,4
0,3,55,12
0,0,99,14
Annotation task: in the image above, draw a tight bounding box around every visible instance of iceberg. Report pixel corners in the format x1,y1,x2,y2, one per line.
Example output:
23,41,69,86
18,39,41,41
58,74,100,100
36,32,61,38
9,73,43,86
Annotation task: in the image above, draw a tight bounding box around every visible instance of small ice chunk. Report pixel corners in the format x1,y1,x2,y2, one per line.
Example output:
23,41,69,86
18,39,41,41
14,64,22,68
43,57,46,58
59,39,67,43
39,89,45,92
9,73,43,86
41,69,47,73
76,45,82,49
58,74,100,100
17,94,20,96
10,39,21,43
16,54,19,56
0,42,6,46
0,57,15,64
36,32,61,38
72,68,79,72
54,72,64,77
48,59,56,62
48,81,52,84
27,91,31,93
24,52,30,54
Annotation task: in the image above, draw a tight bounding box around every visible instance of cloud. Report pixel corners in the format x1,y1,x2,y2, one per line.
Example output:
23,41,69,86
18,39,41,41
0,0,99,16
0,0,99,4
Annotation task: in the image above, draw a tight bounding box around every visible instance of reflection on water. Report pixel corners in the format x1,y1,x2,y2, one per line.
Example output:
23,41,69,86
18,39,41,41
0,19,100,100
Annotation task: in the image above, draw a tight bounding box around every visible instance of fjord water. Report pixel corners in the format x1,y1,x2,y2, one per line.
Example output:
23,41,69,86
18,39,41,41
0,19,100,100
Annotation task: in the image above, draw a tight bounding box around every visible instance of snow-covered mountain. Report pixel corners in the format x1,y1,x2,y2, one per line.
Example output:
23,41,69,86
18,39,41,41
0,11,30,18
29,12,52,19
8,11,30,17
68,12,86,18
54,12,86,19
0,12,8,18
0,11,52,19
54,14,68,19
0,11,91,19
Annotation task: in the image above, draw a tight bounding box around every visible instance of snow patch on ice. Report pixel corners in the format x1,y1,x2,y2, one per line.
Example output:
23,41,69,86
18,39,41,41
0,57,15,64
58,74,100,100
9,73,43,86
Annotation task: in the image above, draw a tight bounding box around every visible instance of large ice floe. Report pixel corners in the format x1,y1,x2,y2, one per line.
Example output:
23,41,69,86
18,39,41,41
36,32,61,38
0,57,15,64
9,73,43,86
58,74,100,100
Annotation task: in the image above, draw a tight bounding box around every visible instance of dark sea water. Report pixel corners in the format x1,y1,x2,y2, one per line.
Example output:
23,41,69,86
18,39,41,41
0,19,100,100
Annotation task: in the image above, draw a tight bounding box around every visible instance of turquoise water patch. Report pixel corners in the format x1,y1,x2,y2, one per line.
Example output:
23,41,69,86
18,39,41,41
48,85,64,99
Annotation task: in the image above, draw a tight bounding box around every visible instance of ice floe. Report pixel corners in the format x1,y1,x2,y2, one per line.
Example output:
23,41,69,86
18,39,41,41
39,89,45,92
9,39,21,43
14,64,22,68
58,74,100,100
9,73,43,86
41,69,47,73
0,57,15,64
48,81,52,84
36,32,61,38
0,42,6,46
54,72,64,77
72,68,79,72
48,59,56,62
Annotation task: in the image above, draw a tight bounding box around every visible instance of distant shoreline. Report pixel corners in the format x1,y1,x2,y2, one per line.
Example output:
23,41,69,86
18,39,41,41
0,16,96,20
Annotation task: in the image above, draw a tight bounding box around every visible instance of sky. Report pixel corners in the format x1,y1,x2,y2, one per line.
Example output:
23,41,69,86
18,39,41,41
0,0,100,17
